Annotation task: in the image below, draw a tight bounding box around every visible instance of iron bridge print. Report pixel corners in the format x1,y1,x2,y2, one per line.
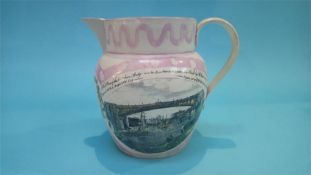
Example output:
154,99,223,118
97,85,205,153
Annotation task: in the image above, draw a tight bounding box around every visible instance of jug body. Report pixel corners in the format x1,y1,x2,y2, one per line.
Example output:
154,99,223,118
85,17,239,158
95,52,207,158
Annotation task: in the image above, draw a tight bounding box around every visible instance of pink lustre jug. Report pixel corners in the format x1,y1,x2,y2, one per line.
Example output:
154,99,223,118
83,17,239,158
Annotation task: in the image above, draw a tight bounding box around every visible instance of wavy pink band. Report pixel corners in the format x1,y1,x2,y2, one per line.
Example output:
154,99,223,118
106,23,195,48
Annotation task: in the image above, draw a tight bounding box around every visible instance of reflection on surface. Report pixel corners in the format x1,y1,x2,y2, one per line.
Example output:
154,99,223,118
84,129,236,175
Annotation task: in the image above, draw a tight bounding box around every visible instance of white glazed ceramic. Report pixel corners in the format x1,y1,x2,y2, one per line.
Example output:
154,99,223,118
84,17,239,159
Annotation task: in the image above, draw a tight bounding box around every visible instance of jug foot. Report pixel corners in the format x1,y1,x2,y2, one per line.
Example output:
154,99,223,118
111,130,193,159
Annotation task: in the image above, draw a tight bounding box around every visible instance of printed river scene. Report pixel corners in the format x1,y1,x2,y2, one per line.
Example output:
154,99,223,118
96,77,206,153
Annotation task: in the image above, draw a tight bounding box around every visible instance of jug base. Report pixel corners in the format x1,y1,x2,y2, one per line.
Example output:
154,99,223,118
111,130,193,159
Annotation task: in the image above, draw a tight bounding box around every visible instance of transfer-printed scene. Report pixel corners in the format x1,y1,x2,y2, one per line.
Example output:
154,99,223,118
96,77,205,153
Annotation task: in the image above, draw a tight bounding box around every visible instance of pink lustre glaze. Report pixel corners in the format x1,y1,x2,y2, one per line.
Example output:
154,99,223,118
95,53,207,84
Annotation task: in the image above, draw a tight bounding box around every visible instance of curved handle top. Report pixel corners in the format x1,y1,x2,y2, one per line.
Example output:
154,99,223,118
197,17,240,96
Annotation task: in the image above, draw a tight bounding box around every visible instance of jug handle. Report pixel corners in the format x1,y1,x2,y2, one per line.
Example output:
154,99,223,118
197,17,240,96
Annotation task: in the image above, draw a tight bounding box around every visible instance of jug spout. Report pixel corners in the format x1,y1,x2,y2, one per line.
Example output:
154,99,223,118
82,18,106,51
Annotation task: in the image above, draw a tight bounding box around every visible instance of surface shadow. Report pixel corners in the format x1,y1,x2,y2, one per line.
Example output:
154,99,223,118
84,129,236,175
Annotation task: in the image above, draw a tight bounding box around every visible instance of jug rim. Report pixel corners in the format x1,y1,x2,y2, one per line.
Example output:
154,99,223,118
86,16,197,22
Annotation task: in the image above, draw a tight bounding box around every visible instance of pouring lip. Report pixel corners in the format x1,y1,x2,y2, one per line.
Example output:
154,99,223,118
83,16,197,22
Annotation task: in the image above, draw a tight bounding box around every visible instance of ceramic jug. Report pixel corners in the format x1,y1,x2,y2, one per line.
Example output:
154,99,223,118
83,17,239,158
